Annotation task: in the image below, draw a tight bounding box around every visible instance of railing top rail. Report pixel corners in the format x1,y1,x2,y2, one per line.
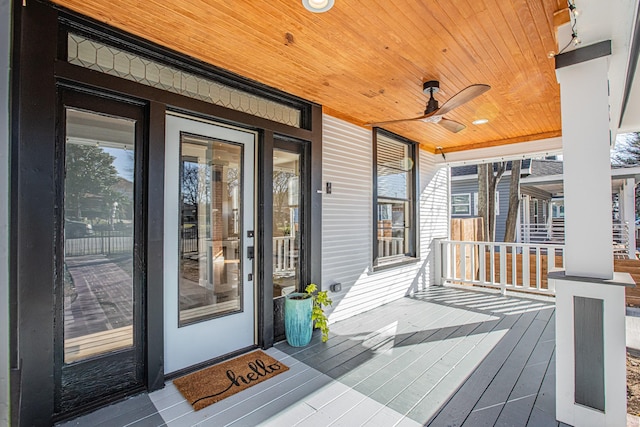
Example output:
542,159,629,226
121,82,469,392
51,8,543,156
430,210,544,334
439,239,565,250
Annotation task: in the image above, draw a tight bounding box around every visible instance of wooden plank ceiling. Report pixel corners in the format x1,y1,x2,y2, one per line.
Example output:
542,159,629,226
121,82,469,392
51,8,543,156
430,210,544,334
52,0,566,153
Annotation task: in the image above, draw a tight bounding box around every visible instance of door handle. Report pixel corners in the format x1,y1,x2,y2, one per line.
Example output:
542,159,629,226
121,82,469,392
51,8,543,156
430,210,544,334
247,246,254,259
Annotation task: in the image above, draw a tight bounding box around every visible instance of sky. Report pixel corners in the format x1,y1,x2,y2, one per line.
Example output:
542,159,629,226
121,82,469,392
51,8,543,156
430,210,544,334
104,146,134,182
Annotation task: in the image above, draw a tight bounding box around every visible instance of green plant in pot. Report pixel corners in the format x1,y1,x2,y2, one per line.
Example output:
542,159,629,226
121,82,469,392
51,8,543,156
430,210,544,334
284,284,332,347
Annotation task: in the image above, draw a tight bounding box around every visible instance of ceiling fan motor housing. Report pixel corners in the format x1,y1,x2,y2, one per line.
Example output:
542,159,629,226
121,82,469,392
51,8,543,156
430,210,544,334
423,80,440,94
423,80,440,114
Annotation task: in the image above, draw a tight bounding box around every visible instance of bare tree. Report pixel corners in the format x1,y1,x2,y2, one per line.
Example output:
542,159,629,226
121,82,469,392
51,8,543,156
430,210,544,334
478,163,489,240
503,160,522,243
273,170,295,236
181,163,201,208
612,132,640,166
612,133,640,216
477,162,507,241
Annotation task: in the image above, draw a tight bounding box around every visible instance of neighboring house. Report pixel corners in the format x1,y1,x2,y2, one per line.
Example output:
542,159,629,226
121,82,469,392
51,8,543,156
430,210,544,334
451,158,640,254
520,160,640,254
451,159,537,242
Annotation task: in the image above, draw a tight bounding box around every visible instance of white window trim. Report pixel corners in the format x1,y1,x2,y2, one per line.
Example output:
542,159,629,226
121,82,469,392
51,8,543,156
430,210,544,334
373,129,418,268
451,193,471,216
473,191,500,216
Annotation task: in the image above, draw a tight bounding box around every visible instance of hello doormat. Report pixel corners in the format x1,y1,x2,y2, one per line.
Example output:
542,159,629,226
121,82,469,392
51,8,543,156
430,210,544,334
173,350,289,411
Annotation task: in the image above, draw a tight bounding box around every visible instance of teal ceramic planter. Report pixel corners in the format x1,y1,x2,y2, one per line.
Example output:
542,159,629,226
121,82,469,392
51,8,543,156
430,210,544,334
284,292,313,347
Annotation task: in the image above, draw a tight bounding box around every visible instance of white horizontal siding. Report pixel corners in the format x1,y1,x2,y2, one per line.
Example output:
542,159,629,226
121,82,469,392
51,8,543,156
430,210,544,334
419,147,449,286
322,115,449,324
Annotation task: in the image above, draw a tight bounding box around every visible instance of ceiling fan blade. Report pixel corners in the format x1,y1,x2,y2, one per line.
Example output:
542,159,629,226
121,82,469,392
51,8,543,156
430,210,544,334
365,115,430,127
438,117,466,133
437,84,491,116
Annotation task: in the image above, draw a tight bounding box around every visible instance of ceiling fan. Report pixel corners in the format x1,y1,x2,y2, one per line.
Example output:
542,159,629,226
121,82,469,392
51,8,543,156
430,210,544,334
366,80,491,133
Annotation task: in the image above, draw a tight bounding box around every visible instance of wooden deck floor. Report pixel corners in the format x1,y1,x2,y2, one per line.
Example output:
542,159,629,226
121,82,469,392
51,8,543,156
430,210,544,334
58,286,560,427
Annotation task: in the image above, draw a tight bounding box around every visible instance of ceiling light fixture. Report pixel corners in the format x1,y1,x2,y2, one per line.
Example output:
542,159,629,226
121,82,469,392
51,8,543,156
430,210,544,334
568,1,580,17
302,0,335,13
550,0,581,58
572,32,581,45
472,119,489,125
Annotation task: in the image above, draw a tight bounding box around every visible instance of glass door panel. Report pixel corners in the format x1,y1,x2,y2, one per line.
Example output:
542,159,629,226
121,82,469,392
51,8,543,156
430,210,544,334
179,135,243,325
272,149,301,297
63,109,136,362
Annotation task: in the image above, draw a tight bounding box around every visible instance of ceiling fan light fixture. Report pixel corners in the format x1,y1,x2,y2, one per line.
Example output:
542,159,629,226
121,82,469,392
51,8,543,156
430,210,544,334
302,0,334,13
472,118,489,125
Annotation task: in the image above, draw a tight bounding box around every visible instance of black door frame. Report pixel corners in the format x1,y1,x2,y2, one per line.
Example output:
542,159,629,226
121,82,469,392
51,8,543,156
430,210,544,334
11,2,322,424
261,137,313,345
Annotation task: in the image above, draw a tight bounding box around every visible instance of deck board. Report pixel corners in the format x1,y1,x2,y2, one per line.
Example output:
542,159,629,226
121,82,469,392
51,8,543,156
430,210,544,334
473,315,550,408
57,286,559,427
57,394,165,427
402,315,516,422
425,309,542,425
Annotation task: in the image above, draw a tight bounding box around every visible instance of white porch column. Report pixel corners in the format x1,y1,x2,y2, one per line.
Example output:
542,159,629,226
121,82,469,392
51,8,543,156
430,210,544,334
624,178,636,258
0,0,10,425
552,44,629,427
557,55,613,279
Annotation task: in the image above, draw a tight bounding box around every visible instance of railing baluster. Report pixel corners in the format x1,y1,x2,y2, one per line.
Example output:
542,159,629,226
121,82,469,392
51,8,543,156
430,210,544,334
434,240,442,285
511,245,517,287
452,243,458,280
445,241,451,281
470,242,476,282
290,238,295,269
278,239,282,271
522,246,530,289
490,244,495,286
460,242,467,282
536,247,542,290
479,243,486,284
548,246,558,293
499,245,507,295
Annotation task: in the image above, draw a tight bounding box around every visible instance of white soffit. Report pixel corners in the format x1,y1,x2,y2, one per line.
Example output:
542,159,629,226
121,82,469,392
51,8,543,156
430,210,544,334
619,79,640,132
437,137,563,166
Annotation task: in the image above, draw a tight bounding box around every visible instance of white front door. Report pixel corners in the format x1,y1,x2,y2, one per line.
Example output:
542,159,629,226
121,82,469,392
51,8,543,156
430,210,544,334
164,113,255,374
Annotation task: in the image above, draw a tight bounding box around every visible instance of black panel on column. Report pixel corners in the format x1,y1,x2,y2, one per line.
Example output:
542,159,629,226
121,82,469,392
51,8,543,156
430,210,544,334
574,296,605,412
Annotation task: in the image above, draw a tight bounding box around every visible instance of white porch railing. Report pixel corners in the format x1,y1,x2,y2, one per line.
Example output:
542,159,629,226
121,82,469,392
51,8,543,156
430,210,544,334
378,237,405,258
436,240,565,296
519,223,552,244
273,236,296,275
519,219,565,244
612,222,630,258
520,221,631,258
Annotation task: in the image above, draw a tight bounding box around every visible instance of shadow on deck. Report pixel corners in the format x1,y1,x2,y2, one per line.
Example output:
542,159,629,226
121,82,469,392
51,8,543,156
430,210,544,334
58,286,559,426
